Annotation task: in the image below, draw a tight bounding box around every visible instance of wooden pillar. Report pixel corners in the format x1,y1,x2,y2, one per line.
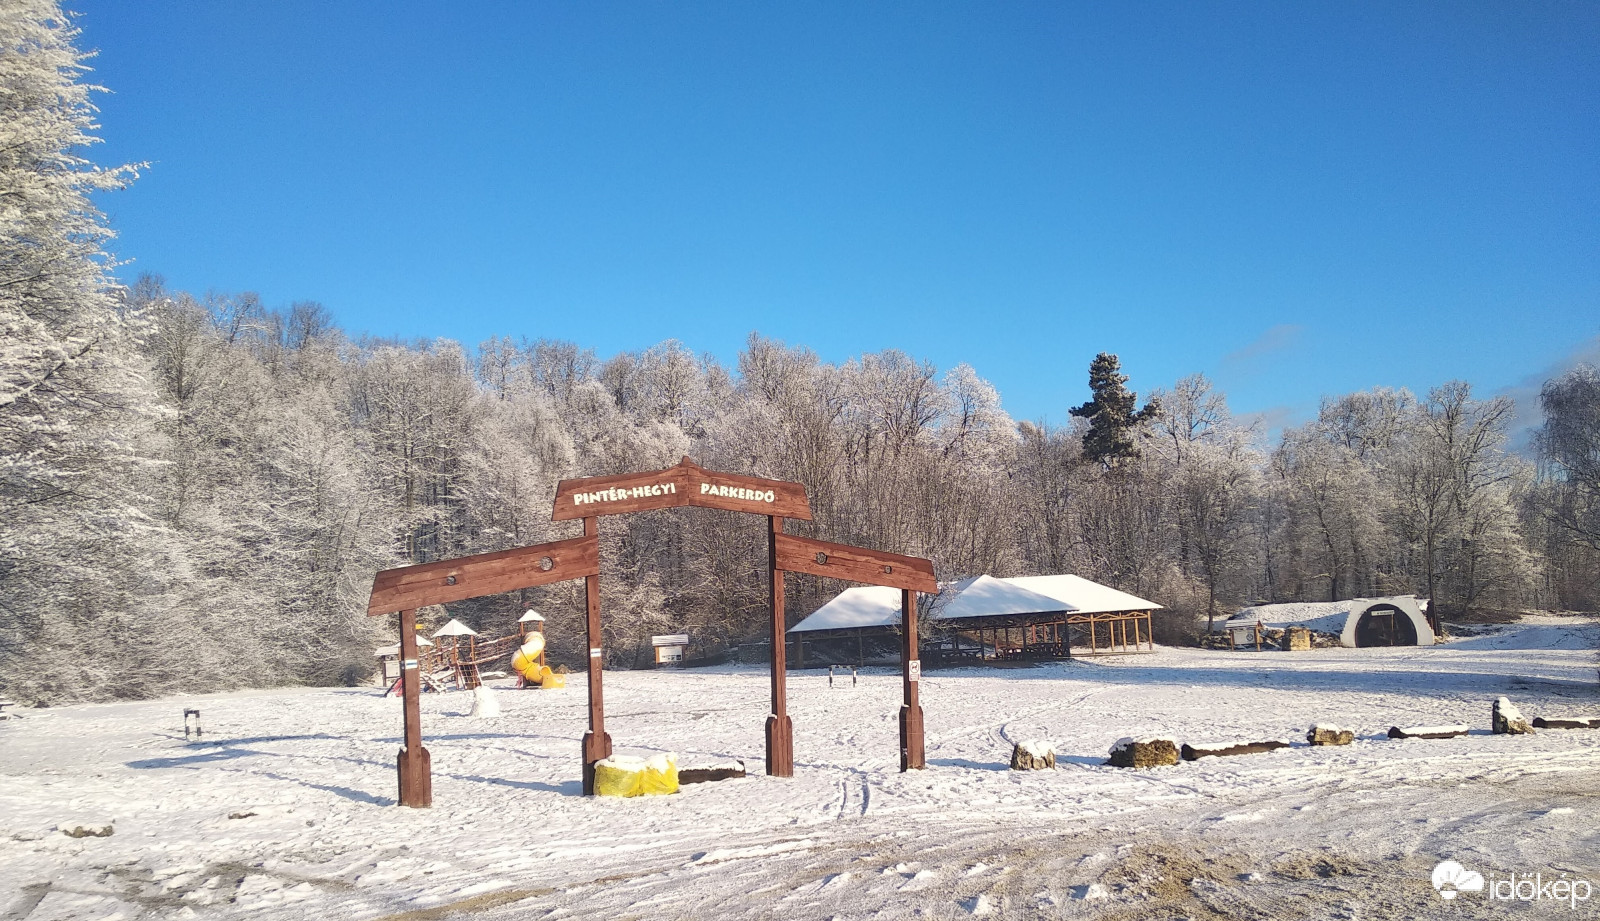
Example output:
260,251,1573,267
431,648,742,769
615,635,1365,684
581,516,612,795
396,608,432,807
766,516,794,777
899,588,925,771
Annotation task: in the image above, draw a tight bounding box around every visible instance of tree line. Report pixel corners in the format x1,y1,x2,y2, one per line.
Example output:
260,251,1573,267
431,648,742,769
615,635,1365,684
3,1,1597,702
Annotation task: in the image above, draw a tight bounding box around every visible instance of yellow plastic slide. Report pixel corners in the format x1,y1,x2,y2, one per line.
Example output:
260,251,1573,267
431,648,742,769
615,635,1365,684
512,634,563,687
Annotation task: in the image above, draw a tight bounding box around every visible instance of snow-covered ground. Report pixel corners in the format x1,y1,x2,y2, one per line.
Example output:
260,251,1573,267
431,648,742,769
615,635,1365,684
4,616,1598,921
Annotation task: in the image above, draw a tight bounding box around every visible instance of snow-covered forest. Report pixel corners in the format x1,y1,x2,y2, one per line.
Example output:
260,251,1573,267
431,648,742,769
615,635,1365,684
3,2,1599,704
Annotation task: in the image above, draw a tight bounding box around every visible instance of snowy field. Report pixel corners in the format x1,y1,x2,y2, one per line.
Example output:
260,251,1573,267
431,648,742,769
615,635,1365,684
4,617,1599,921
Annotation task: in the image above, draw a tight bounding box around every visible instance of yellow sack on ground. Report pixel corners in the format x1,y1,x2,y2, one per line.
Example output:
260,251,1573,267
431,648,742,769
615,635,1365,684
594,753,678,797
593,757,644,797
639,753,679,795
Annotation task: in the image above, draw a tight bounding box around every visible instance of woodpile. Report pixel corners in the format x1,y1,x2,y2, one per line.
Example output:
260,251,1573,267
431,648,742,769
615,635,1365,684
1387,724,1469,740
1107,737,1179,768
1010,740,1056,770
1306,725,1355,745
1491,697,1533,735
1180,740,1289,760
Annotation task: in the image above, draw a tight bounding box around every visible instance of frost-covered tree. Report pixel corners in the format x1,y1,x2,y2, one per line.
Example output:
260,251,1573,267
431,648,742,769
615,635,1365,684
0,2,169,701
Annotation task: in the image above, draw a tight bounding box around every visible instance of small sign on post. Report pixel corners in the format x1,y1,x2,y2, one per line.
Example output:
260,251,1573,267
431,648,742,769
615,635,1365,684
652,634,689,666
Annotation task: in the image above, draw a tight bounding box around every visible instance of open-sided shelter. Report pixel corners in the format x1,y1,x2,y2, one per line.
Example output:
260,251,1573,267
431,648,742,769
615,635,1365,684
787,573,1162,663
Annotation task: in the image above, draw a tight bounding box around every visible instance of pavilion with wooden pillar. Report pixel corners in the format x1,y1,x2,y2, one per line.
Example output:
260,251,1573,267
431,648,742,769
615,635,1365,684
365,456,937,807
789,573,1161,666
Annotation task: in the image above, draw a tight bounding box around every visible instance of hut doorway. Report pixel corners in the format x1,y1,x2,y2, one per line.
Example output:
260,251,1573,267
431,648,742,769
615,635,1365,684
1354,604,1419,647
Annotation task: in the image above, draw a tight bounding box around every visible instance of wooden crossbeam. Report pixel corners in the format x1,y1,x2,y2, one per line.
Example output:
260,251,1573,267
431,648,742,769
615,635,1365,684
367,535,599,615
773,533,936,592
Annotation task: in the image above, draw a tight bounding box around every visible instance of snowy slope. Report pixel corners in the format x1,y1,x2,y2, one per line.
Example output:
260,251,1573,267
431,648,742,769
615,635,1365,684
2,616,1597,920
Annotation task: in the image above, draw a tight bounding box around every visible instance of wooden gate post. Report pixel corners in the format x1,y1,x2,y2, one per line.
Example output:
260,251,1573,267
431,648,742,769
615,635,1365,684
766,516,794,777
899,588,925,771
396,608,432,807
581,516,613,795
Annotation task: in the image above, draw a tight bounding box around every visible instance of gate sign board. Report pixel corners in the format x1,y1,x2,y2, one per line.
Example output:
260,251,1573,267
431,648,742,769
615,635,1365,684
368,455,933,807
552,457,812,521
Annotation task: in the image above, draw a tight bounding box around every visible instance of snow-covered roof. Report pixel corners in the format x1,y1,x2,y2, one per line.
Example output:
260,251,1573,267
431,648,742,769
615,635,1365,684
998,574,1162,615
432,618,479,637
518,610,545,623
931,575,1079,619
374,636,434,656
1223,600,1351,635
1223,595,1436,647
787,586,902,633
787,574,1162,634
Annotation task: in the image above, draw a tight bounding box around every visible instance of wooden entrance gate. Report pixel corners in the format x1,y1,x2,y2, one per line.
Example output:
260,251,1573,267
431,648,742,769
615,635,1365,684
367,457,936,806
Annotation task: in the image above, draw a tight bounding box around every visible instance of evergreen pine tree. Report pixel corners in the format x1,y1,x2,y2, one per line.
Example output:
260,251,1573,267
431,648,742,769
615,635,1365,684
1069,352,1160,466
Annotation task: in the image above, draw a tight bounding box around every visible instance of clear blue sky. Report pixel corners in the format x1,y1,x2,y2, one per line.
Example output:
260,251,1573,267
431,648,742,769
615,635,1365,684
75,2,1599,433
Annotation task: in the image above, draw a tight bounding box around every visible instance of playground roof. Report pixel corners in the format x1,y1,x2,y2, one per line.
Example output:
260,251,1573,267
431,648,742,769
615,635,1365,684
787,575,1162,634
374,636,434,656
519,610,545,622
432,618,479,637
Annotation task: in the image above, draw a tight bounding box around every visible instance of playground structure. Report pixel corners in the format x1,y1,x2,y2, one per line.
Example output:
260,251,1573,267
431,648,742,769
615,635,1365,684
366,456,937,806
377,620,526,694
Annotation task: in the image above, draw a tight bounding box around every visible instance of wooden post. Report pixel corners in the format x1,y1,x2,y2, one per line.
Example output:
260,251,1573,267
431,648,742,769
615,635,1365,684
899,588,925,771
396,608,432,807
580,516,612,795
766,516,794,777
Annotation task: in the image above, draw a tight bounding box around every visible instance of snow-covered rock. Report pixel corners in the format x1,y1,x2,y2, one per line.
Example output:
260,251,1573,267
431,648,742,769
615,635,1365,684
1107,737,1178,768
1491,697,1532,735
1010,739,1055,770
1307,724,1355,746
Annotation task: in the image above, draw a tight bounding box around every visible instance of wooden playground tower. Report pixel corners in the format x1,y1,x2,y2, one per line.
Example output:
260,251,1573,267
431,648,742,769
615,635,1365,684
367,457,937,806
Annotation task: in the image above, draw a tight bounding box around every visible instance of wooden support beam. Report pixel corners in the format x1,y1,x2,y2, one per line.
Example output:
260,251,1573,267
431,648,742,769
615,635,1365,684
899,588,925,771
580,517,612,795
766,516,794,777
368,535,598,615
395,608,431,808
772,533,937,593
